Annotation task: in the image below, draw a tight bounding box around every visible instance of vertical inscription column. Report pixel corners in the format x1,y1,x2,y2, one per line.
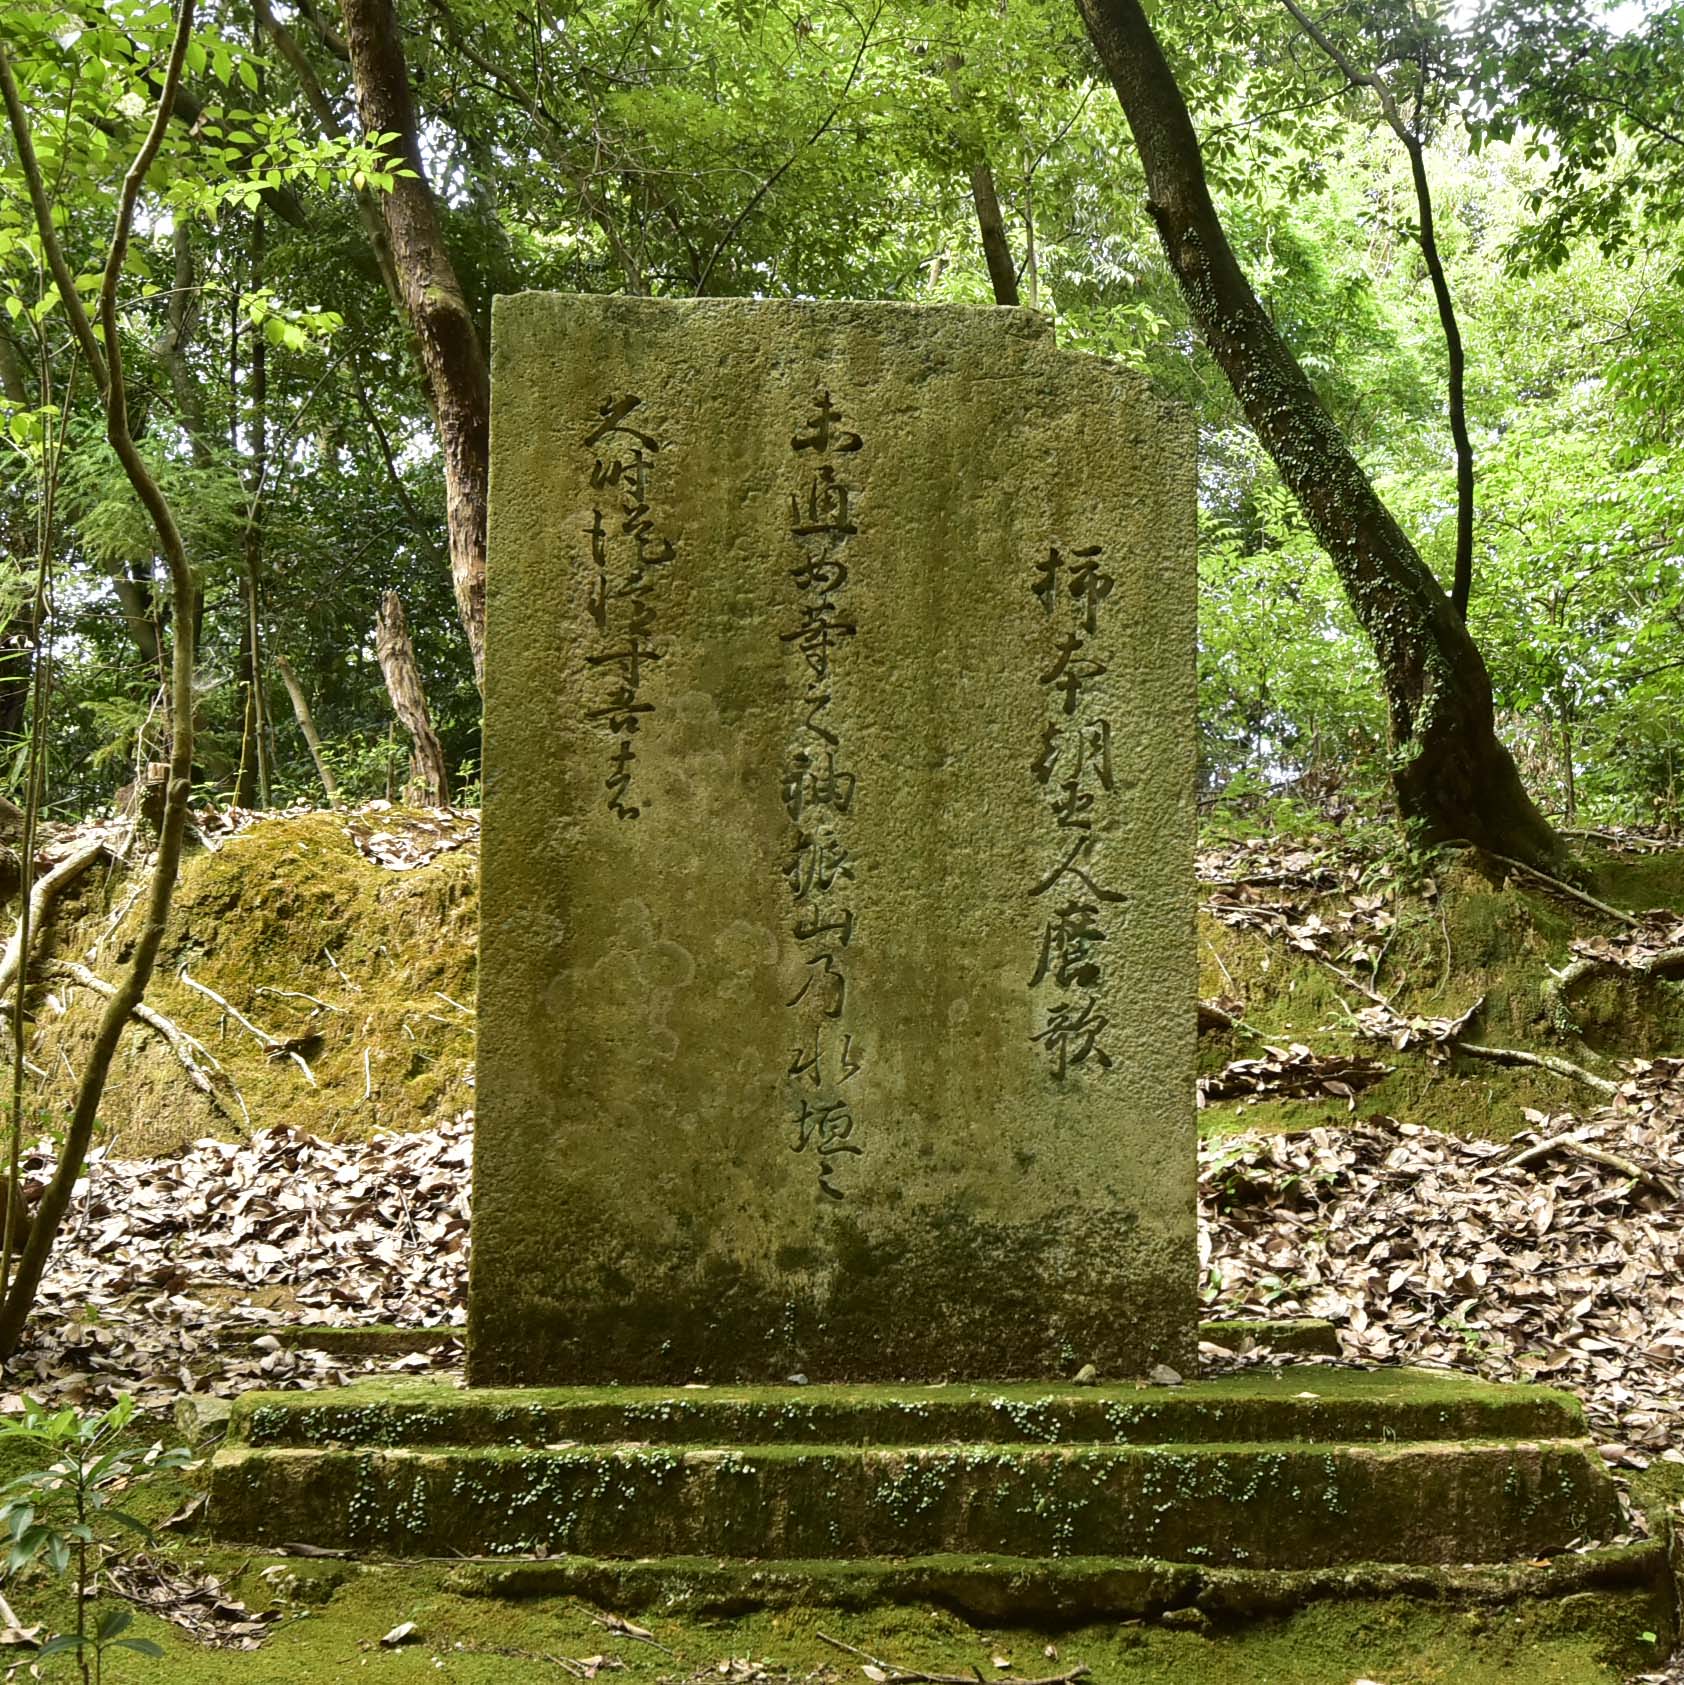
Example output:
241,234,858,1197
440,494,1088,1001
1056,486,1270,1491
581,393,676,819
1029,543,1123,1077
780,392,867,1201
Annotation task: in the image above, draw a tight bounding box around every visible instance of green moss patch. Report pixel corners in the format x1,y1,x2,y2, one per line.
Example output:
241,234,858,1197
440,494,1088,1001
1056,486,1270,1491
226,1370,1589,1452
43,812,477,1152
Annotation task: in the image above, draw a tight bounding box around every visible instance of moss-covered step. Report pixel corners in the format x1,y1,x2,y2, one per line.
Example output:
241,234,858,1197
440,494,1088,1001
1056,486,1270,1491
443,1540,1675,1627
225,1369,1585,1451
210,1433,1617,1566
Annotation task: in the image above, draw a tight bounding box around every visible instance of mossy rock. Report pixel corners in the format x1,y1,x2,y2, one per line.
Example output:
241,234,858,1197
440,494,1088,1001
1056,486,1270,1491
40,812,478,1152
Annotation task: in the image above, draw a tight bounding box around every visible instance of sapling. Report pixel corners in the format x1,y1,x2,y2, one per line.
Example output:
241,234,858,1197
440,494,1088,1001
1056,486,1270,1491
0,1396,193,1682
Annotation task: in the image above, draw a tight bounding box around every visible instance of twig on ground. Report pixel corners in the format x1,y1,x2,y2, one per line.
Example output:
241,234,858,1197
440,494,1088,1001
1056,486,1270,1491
321,946,361,992
1483,851,1640,929
255,985,344,1013
1505,1130,1668,1190
816,1633,1088,1685
589,1615,673,1655
1453,1040,1620,1096
178,969,318,1085
1203,935,1239,997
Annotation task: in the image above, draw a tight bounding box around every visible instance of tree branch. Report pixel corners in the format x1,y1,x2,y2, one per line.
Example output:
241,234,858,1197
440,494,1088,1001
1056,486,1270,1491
0,1,202,1353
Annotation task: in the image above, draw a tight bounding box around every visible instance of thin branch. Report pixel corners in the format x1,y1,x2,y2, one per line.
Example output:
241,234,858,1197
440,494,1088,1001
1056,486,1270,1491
1483,851,1640,928
1279,0,1474,617
816,1634,1088,1685
693,1,883,294
0,0,202,1356
1453,1041,1619,1096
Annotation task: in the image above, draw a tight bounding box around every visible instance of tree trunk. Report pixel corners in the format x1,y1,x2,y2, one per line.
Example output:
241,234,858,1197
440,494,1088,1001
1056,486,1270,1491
275,654,340,807
944,59,1020,307
968,161,1020,306
1074,0,1572,875
340,0,489,687
1277,1,1475,618
236,213,271,811
375,590,449,806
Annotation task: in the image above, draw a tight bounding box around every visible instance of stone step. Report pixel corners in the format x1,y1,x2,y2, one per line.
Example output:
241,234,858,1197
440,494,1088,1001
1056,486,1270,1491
227,1368,1585,1451
210,1434,1618,1568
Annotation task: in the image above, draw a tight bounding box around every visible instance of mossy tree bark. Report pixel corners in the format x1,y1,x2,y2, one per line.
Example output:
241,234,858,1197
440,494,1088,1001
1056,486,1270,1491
340,0,490,688
1074,0,1572,875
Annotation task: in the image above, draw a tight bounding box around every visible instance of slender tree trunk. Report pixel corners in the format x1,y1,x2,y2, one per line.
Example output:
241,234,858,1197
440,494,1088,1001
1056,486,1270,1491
1074,0,1572,875
945,59,1020,306
275,654,340,807
340,0,489,687
0,2,201,1356
375,590,449,806
1278,1,1475,618
968,161,1020,306
236,214,270,809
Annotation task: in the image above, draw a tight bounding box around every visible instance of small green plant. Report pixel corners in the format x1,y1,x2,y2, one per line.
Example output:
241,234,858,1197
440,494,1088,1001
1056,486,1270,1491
0,1395,193,1682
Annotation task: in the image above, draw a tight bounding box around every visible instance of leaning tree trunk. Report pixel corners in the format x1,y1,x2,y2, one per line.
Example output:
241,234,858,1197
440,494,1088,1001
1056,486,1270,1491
340,0,490,688
1073,0,1571,875
375,591,449,807
275,654,340,808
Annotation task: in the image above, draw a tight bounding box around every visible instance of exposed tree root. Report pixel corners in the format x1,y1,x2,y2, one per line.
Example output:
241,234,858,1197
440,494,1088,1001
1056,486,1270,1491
1481,850,1640,928
0,838,107,999
1452,1040,1620,1096
44,961,250,1130
177,968,319,1085
1545,942,1684,1036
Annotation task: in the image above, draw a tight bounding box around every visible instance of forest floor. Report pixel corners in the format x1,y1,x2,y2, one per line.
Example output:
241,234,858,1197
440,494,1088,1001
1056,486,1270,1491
0,805,1681,1680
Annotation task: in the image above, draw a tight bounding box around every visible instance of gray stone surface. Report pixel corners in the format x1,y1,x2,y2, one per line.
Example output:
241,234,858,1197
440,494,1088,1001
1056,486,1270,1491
468,296,1197,1384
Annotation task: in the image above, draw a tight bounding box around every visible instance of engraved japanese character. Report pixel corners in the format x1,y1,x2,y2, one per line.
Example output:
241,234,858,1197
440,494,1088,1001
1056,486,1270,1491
1029,899,1107,990
791,391,863,454
1030,832,1126,904
584,688,655,735
1032,993,1114,1079
585,638,662,687
583,392,660,453
1068,546,1113,632
790,465,858,537
781,599,857,682
782,750,857,823
786,829,855,900
605,739,639,821
790,555,849,596
793,905,855,950
788,950,847,1018
1039,632,1108,716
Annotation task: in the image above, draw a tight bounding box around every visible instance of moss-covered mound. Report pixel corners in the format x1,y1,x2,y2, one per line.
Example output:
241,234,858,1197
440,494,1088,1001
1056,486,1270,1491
1198,844,1684,1139
38,811,477,1153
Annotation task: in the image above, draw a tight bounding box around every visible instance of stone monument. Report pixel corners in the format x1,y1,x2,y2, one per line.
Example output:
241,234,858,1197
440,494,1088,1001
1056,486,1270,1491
210,302,1636,1618
467,296,1199,1385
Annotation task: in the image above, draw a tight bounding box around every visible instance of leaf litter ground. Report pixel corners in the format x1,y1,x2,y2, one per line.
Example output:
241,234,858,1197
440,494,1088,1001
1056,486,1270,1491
2,818,1682,1677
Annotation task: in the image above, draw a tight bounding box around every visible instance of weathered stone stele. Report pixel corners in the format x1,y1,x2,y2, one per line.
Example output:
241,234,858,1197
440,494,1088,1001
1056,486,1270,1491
468,295,1197,1385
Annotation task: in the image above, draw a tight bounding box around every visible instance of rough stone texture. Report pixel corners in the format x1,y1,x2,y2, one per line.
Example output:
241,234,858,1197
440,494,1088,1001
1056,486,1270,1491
208,1436,1618,1566
471,296,1198,1384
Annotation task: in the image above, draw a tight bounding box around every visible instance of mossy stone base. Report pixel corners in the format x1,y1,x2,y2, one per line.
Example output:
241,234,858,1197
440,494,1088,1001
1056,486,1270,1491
211,1372,1620,1574
443,1543,1673,1627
